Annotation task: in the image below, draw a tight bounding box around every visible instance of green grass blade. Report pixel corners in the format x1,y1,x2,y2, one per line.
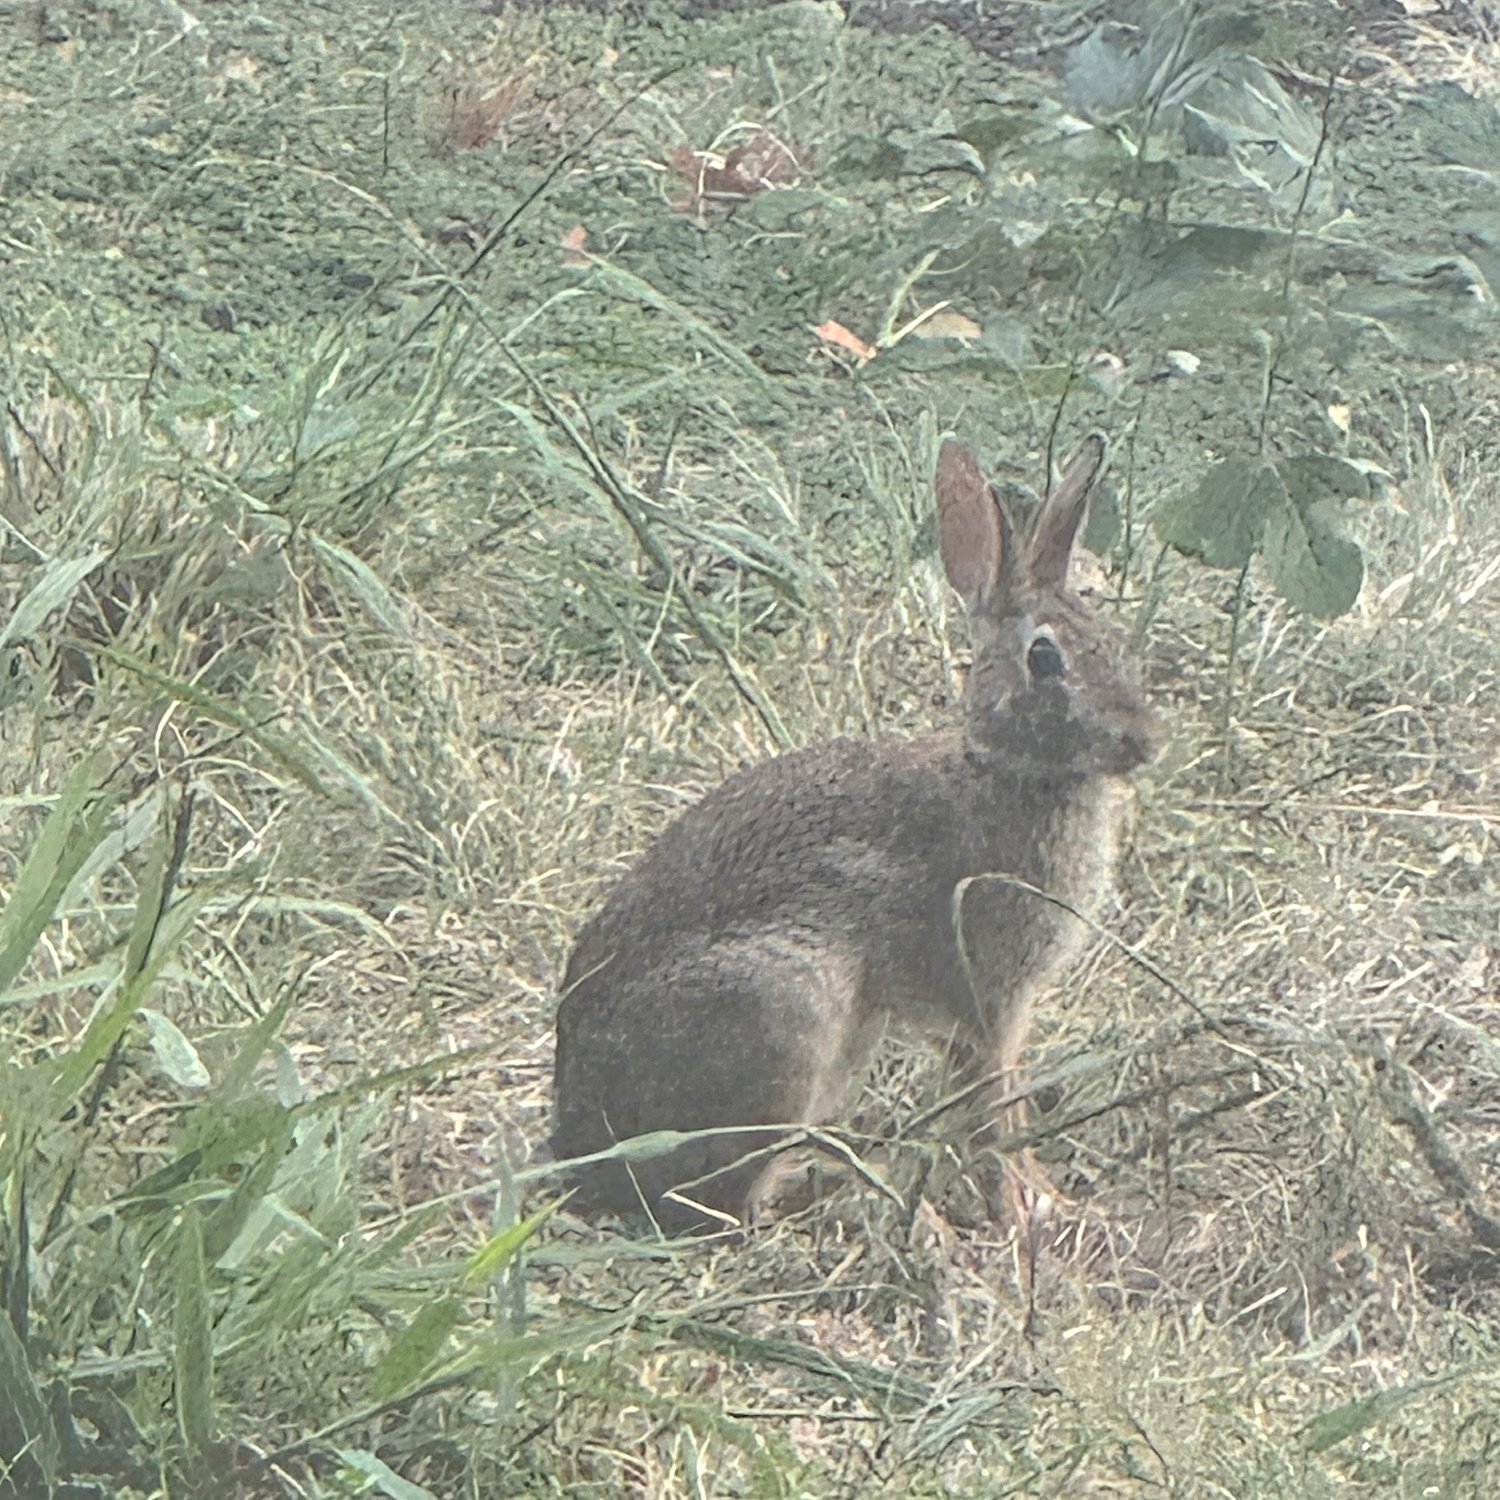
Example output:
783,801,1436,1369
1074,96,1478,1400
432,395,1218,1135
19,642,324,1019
173,1209,215,1461
0,759,118,997
0,550,110,652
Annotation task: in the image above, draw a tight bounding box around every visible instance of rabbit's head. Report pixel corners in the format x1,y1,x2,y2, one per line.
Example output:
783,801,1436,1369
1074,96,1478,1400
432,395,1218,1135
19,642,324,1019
936,437,1161,778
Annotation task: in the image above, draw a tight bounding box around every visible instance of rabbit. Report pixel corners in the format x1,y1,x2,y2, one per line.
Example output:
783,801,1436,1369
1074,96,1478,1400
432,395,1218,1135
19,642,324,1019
551,433,1162,1232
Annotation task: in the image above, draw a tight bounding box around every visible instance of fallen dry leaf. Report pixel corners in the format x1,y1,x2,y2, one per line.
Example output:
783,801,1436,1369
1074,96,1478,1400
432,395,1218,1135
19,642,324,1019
670,130,801,211
912,310,982,342
722,131,798,190
445,71,531,150
560,224,589,267
812,320,876,364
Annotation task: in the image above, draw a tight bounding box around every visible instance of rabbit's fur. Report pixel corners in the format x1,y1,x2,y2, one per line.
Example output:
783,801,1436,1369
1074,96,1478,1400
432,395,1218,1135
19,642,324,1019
552,436,1161,1231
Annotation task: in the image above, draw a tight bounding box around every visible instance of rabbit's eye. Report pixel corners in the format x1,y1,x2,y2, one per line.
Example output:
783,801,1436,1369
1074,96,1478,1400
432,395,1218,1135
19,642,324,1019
1027,636,1067,680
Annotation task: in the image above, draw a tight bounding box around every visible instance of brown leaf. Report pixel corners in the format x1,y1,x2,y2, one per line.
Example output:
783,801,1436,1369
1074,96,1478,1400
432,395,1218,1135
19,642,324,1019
669,131,801,211
722,131,799,190
912,310,982,342
445,72,531,151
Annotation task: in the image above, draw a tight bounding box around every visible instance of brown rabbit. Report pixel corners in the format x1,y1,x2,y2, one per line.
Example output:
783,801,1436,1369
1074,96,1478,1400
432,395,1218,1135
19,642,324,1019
552,435,1161,1231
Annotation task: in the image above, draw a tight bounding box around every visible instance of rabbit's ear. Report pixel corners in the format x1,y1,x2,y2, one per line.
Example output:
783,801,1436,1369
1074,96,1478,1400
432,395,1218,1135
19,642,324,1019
937,440,1016,611
1030,433,1106,587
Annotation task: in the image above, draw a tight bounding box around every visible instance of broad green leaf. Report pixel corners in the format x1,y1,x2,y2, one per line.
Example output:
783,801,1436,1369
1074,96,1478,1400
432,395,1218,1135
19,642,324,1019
51,889,211,1102
1180,60,1323,206
1166,224,1277,273
1301,1376,1455,1453
219,992,295,1097
955,106,1039,158
1107,226,1280,331
119,1149,206,1214
1081,473,1122,556
124,796,185,984
1331,264,1496,364
204,1113,297,1265
102,649,330,795
1279,453,1376,507
0,1302,57,1485
1455,208,1500,302
222,1191,330,1262
1157,455,1283,569
308,533,411,637
1064,27,1153,118
881,120,985,177
1064,10,1263,124
0,958,114,1009
1415,81,1500,176
1262,492,1364,618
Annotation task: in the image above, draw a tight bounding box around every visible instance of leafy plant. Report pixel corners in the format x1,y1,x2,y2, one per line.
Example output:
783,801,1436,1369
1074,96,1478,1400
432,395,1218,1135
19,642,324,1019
853,0,1498,618
1155,450,1374,617
0,763,553,1495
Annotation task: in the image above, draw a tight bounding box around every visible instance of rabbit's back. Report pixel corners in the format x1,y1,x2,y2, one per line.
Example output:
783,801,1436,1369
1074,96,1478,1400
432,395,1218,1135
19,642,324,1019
565,733,1129,993
564,737,955,991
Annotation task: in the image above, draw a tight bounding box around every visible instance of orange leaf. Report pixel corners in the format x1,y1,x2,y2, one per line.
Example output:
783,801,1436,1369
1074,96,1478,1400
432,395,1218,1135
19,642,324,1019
812,320,876,364
560,224,589,266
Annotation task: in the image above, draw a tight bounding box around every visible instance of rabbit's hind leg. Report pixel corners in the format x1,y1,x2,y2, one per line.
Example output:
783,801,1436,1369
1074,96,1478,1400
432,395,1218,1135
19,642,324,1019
556,935,868,1232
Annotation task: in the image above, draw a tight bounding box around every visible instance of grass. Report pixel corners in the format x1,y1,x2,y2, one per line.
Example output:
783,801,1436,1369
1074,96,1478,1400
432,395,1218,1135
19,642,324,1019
2,1,1500,1495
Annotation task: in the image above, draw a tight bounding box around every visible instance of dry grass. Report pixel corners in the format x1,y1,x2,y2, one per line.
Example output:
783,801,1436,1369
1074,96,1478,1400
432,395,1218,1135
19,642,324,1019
2,2,1500,1496
489,397,1500,1495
